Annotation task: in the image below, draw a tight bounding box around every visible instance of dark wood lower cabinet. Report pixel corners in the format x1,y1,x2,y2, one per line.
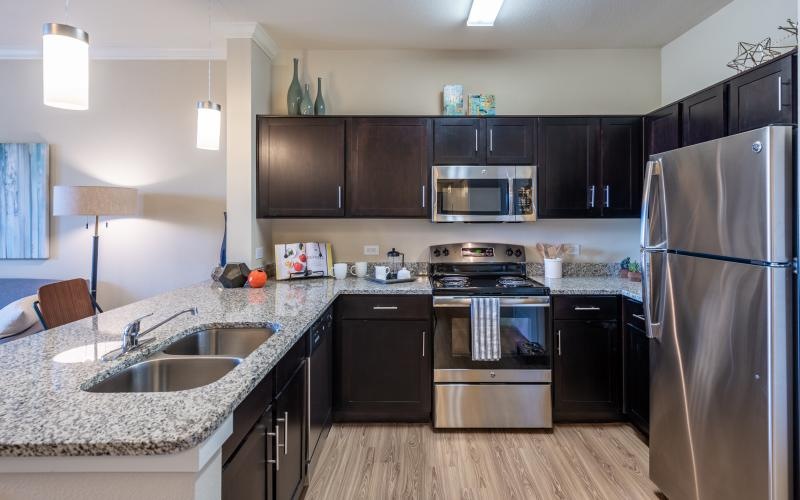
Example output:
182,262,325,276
553,319,622,421
222,406,273,500
623,298,649,439
274,363,306,500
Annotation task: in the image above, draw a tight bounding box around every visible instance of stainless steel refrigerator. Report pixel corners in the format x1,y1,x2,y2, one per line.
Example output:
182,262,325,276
641,125,794,500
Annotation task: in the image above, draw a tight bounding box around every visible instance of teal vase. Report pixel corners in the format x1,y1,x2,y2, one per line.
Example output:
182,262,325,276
287,58,302,115
314,77,326,116
300,83,314,116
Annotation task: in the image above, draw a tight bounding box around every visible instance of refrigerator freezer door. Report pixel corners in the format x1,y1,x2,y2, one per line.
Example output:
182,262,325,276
652,126,792,263
649,252,791,500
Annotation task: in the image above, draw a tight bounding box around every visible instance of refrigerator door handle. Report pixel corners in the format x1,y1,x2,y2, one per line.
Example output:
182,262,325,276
642,250,664,342
640,159,666,250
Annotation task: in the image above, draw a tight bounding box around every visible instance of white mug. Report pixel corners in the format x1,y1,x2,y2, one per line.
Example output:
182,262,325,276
333,262,348,280
350,261,367,278
374,265,390,280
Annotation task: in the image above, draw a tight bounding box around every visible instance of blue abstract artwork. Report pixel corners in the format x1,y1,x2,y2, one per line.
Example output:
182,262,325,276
0,144,49,259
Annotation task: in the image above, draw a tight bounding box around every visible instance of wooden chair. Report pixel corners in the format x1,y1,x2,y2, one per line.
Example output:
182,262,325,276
33,279,103,330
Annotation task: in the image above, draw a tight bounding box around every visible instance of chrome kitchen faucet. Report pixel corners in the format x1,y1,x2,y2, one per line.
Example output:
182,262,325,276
102,307,198,361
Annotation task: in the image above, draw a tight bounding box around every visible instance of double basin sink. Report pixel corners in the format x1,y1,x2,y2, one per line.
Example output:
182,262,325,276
85,327,274,393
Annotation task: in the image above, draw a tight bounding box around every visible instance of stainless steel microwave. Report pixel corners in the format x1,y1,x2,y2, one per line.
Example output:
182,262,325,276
431,165,537,222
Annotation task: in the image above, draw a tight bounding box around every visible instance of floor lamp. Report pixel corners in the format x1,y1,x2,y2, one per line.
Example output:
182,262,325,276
52,186,138,301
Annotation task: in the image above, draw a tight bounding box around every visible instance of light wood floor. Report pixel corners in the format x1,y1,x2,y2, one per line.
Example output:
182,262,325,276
306,423,660,500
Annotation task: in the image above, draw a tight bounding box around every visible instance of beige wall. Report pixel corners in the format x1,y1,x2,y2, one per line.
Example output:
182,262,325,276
661,0,798,104
0,60,226,308
272,49,661,115
271,219,641,264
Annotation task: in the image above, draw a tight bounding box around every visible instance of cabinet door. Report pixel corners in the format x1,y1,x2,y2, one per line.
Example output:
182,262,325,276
257,117,345,217
433,118,485,165
681,85,726,146
347,118,431,217
222,410,272,500
537,117,600,218
729,55,795,134
486,118,536,164
645,104,681,157
274,364,306,500
554,320,622,421
600,117,643,218
335,319,431,421
625,322,650,438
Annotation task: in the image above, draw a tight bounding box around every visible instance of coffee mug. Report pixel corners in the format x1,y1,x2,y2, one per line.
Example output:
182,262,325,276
333,262,348,280
350,261,367,278
374,265,390,280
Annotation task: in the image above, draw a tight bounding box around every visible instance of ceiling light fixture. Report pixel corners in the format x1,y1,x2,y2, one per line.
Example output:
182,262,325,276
467,0,505,27
42,0,89,110
196,0,222,151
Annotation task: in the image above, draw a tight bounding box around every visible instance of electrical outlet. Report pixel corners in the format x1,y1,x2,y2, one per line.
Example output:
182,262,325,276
364,245,379,256
255,247,264,260
563,244,581,256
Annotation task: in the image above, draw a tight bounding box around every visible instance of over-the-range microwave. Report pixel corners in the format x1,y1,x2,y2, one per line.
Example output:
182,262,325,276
431,165,537,222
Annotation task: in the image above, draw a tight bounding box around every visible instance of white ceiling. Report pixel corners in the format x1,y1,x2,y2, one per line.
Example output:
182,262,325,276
0,0,732,56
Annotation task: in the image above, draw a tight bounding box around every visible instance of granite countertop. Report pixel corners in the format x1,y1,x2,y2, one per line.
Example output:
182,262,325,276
533,276,642,302
0,277,431,458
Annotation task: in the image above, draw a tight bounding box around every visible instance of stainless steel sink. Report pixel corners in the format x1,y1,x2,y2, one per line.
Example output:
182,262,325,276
161,327,273,357
85,356,242,393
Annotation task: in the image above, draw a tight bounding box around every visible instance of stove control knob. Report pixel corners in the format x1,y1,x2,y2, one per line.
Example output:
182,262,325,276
442,248,450,257
506,248,513,257
433,248,441,257
514,249,522,257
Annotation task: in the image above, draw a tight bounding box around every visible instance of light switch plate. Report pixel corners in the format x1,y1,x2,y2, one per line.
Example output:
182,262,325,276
255,247,264,260
364,245,379,256
563,244,580,256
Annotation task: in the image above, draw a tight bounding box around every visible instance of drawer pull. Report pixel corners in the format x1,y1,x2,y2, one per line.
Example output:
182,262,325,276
573,306,601,311
556,330,562,356
372,306,398,310
632,313,646,321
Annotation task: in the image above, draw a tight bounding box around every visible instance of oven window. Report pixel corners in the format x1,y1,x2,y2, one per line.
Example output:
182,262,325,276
435,304,550,370
436,179,509,215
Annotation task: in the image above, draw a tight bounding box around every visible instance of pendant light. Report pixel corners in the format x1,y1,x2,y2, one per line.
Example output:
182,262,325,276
196,0,221,151
43,0,89,110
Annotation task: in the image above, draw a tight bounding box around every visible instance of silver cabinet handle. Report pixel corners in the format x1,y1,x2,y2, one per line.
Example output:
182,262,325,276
604,185,610,208
267,424,281,470
489,129,494,152
422,331,426,357
474,128,478,152
283,411,288,455
632,313,646,321
337,185,342,209
588,185,596,208
373,306,398,310
574,306,601,311
422,185,426,208
306,359,311,447
778,76,782,111
556,330,562,356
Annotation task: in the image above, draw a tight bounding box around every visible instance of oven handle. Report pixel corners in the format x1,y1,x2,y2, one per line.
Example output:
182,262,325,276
433,296,550,308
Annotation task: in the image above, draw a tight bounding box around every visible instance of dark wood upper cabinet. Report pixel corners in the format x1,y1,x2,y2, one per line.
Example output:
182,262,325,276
257,117,345,217
600,117,643,218
433,118,485,164
486,118,536,164
681,85,726,146
537,117,600,218
729,54,795,134
347,118,431,217
645,104,681,157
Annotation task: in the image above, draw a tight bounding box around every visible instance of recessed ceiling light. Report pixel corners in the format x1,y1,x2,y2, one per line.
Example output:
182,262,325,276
467,0,505,27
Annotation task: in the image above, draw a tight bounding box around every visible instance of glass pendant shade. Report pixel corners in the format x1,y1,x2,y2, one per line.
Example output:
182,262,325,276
196,101,222,151
42,23,89,110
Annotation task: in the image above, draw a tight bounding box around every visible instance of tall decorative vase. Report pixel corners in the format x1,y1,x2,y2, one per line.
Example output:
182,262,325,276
300,83,314,115
314,77,326,116
287,58,302,115
219,211,227,267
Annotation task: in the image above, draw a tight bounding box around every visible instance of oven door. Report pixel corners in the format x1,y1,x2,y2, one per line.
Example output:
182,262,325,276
432,165,515,222
432,296,551,382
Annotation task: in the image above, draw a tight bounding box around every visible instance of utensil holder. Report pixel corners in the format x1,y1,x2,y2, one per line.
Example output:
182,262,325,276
544,258,563,279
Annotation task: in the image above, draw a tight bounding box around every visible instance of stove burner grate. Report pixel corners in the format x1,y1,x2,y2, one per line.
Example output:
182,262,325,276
437,276,471,288
496,276,531,288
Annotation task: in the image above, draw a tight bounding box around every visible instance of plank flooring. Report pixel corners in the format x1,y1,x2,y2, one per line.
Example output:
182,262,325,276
306,423,660,500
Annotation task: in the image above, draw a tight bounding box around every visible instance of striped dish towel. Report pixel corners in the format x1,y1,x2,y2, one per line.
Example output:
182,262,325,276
470,297,501,361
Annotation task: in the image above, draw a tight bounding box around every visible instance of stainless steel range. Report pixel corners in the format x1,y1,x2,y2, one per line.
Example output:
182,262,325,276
430,242,552,429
